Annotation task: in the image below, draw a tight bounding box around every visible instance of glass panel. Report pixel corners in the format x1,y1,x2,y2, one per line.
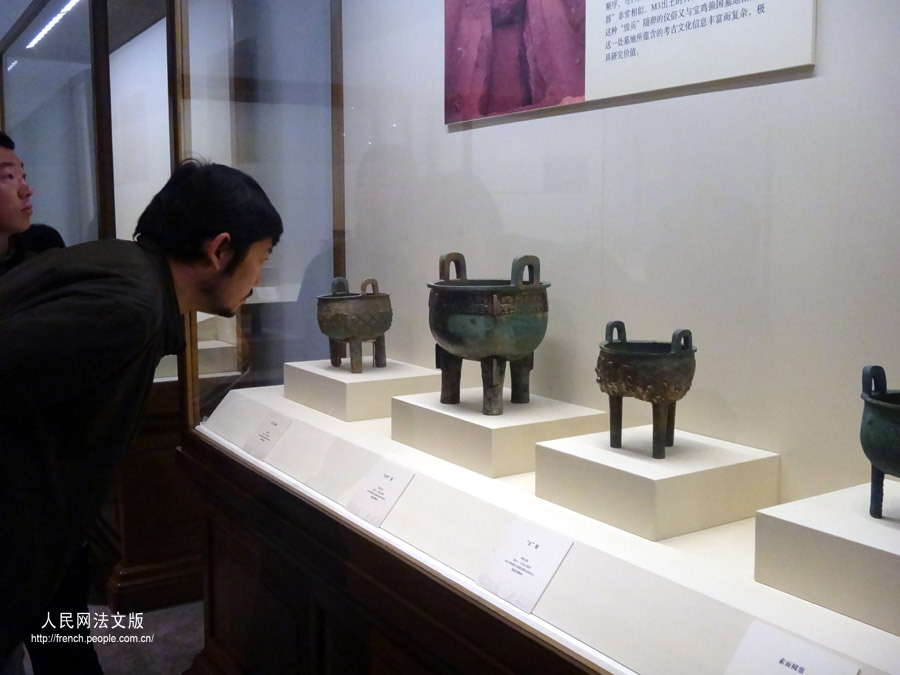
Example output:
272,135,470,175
2,0,97,246
109,5,169,242
108,8,172,378
183,0,334,416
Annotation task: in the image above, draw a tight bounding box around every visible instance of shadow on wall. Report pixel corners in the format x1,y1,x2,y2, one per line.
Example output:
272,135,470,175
351,143,503,362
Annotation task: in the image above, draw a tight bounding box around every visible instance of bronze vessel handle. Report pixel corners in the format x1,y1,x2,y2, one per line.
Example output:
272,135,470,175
361,278,380,295
671,329,693,353
331,277,351,295
862,365,887,396
605,320,627,343
511,255,540,287
439,252,467,281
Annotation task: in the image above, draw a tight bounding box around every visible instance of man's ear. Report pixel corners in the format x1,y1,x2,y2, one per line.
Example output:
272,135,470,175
202,232,232,271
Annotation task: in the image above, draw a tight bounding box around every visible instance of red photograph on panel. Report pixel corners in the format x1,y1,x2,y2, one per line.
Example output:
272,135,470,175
445,0,585,123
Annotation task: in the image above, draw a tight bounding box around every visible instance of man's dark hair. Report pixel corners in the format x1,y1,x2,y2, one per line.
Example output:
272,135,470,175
135,159,283,273
0,131,15,150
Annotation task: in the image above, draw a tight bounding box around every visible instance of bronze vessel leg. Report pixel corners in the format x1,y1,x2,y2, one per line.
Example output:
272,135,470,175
349,341,363,374
510,354,533,404
608,395,623,448
666,402,676,446
329,339,342,367
373,335,386,368
651,402,668,459
436,344,462,404
871,465,885,518
481,356,507,415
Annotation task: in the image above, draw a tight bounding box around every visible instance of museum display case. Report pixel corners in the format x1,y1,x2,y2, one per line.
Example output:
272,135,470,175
169,1,900,673
0,0,887,672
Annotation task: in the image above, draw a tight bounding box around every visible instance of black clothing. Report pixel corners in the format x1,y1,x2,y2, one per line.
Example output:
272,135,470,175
0,224,99,673
24,544,103,674
0,224,65,277
0,238,185,660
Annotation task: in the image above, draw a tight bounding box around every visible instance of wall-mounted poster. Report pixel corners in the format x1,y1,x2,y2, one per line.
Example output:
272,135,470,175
445,0,816,124
444,0,587,124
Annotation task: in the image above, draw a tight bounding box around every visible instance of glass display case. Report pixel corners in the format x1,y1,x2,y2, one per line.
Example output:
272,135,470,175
5,1,899,672
176,2,900,674
1,0,101,245
170,1,900,673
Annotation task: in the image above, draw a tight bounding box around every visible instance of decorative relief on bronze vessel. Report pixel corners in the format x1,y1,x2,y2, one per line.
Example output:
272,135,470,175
317,277,392,373
596,320,696,458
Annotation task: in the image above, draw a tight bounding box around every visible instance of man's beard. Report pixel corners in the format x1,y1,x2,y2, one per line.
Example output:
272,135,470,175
199,278,253,318
210,306,236,319
197,275,236,318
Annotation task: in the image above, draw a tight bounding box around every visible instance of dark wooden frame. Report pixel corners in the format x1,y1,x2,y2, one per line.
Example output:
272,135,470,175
88,0,116,239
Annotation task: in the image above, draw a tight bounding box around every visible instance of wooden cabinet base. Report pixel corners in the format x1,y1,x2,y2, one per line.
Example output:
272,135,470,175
105,557,202,612
180,434,601,675
89,381,204,612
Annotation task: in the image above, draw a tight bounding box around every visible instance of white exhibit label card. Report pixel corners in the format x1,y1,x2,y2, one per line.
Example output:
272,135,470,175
346,460,415,527
476,519,573,614
725,621,860,675
243,412,293,460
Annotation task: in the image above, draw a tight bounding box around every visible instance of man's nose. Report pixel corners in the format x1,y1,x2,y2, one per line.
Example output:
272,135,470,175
20,181,33,198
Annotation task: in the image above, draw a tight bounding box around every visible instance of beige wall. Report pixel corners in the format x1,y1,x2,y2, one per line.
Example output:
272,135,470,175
342,0,900,502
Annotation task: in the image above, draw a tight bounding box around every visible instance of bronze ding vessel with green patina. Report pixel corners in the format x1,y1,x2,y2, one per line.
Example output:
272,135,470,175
428,252,550,415
860,365,900,518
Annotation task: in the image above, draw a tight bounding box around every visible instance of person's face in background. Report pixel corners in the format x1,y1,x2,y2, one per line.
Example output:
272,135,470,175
0,147,34,239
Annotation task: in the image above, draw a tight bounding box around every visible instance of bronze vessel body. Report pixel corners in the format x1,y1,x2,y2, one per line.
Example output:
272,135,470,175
860,365,900,518
596,321,696,458
317,277,392,373
428,252,550,415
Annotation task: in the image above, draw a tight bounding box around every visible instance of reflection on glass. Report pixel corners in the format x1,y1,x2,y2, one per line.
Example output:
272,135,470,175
183,0,334,416
2,0,97,246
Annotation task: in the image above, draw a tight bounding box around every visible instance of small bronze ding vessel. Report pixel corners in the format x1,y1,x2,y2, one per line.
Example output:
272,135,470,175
317,277,392,373
860,365,900,518
596,320,696,458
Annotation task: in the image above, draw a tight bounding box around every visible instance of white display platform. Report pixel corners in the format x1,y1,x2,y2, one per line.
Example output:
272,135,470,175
756,481,900,637
284,359,441,421
391,388,607,478
535,426,780,541
155,354,178,379
155,339,237,379
196,386,900,675
198,339,238,373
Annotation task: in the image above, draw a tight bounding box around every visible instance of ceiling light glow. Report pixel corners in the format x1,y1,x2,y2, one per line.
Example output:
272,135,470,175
26,0,82,50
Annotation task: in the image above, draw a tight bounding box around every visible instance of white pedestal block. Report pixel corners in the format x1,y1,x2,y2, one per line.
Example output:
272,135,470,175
155,354,178,379
535,426,780,541
755,482,900,637
391,388,606,478
283,359,441,422
198,339,238,373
